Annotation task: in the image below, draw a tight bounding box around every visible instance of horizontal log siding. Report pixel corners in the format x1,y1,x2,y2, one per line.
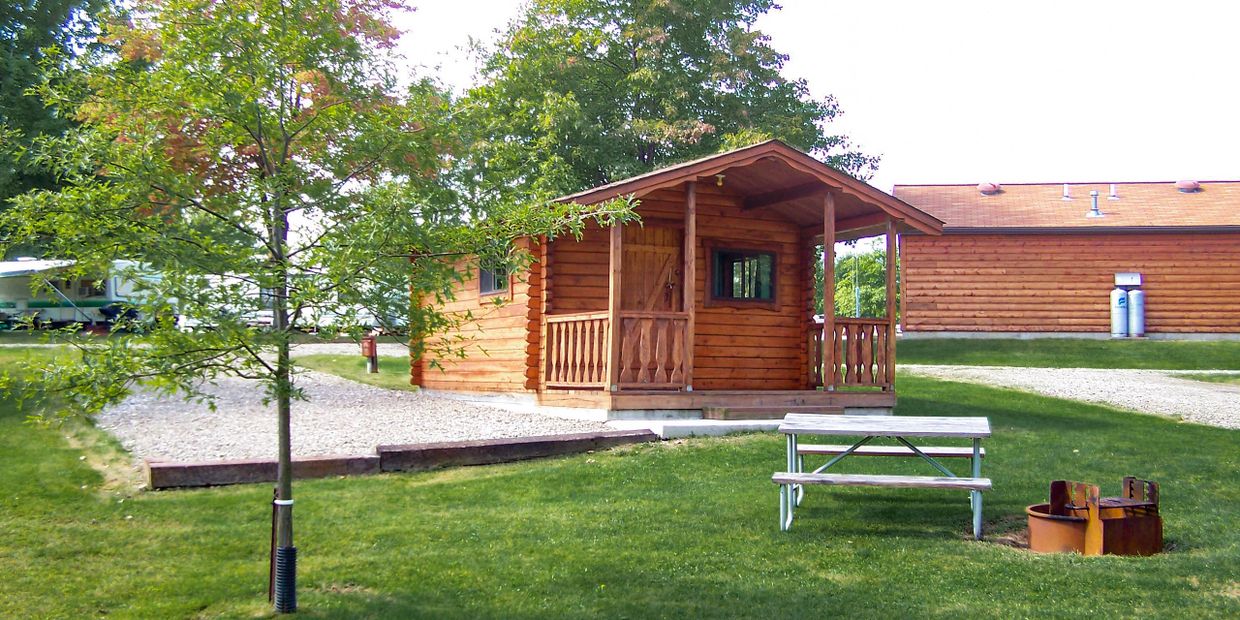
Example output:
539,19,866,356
548,225,609,313
420,238,541,393
640,185,803,390
902,232,1240,333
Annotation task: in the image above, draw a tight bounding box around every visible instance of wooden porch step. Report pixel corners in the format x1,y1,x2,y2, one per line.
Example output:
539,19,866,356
701,405,844,420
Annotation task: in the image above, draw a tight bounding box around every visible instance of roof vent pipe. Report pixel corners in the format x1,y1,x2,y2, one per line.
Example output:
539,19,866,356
1109,183,1119,200
1175,180,1201,193
1087,190,1103,218
1062,184,1072,200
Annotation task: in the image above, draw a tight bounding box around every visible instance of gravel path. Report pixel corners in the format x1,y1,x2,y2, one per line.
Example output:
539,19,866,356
288,341,408,358
97,369,610,462
903,365,1240,430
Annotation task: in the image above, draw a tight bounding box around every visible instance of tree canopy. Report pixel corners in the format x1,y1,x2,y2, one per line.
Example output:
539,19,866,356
1,0,109,205
457,0,878,206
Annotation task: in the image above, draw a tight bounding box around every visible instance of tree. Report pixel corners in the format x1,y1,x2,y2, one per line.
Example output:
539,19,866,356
834,246,890,318
813,245,895,319
0,0,631,612
456,0,878,206
1,0,109,207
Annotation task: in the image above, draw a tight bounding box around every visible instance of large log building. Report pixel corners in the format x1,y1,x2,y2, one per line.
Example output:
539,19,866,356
894,181,1240,337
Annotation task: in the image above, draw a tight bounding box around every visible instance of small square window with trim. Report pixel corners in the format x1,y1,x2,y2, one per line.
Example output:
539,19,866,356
711,248,775,302
479,263,509,296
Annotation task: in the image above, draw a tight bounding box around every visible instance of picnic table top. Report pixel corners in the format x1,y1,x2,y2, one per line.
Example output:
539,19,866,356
777,414,991,438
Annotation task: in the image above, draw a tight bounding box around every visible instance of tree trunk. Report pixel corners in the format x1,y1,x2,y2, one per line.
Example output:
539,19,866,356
271,196,296,613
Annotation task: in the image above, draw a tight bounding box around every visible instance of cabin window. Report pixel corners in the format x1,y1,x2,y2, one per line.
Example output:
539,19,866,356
709,247,776,304
479,264,509,296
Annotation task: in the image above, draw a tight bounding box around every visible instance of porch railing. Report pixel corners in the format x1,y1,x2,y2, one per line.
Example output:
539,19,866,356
545,311,610,388
809,317,894,390
544,310,690,390
616,311,689,390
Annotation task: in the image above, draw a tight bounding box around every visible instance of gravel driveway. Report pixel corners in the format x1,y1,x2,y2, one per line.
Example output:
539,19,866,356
97,369,610,462
903,365,1240,430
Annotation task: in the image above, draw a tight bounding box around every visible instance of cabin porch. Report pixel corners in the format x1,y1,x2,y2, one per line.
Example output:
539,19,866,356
536,142,941,416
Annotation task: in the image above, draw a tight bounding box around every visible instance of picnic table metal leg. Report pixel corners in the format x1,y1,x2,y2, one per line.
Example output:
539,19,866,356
812,435,876,474
796,452,805,505
780,483,793,531
788,433,805,507
894,436,955,477
782,434,797,529
971,438,983,539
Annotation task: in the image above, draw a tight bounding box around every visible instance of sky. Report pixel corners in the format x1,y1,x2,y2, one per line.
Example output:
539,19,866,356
393,0,1240,193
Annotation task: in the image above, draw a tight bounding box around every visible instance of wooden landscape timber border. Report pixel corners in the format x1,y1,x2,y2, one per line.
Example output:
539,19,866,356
146,454,380,490
376,429,658,472
145,429,659,489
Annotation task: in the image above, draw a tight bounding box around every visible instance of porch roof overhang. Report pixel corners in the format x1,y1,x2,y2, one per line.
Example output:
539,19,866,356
557,140,944,240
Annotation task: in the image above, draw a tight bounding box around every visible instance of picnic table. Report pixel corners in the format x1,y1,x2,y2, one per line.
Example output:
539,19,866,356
773,414,992,539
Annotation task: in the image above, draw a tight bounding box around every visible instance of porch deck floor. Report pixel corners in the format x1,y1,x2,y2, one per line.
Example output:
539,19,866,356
539,387,895,413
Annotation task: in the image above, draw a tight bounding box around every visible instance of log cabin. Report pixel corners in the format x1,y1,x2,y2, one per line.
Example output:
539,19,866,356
411,141,944,418
894,181,1240,337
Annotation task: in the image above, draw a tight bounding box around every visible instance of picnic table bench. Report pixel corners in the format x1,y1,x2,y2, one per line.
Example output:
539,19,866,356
773,414,992,539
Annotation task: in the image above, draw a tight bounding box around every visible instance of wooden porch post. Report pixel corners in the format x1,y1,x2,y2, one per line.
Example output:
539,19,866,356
537,235,551,392
607,223,623,391
799,230,814,389
823,192,836,389
683,181,696,391
886,218,898,390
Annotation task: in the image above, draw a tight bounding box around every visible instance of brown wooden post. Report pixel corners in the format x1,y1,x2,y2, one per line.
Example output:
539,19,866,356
897,232,907,333
823,192,836,389
683,181,697,391
536,235,551,392
798,230,813,389
886,218,898,390
408,254,424,388
607,223,624,391
408,295,424,387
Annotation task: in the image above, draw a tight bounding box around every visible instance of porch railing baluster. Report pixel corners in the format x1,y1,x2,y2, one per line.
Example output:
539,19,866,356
807,317,893,391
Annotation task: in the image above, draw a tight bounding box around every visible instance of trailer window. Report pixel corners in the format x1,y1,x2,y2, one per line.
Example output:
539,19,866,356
77,280,105,297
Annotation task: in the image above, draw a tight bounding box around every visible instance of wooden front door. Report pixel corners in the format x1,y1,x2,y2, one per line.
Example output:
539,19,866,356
620,226,683,311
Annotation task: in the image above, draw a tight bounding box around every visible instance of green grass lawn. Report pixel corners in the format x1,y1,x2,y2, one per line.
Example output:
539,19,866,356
294,354,416,392
0,330,55,344
2,357,1238,618
1179,373,1240,386
0,344,79,366
899,338,1240,370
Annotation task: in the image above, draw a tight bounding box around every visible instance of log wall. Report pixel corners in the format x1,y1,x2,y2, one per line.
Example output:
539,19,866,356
901,232,1240,333
417,237,541,393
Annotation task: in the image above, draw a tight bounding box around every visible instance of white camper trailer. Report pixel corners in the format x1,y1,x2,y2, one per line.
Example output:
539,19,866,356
0,259,156,328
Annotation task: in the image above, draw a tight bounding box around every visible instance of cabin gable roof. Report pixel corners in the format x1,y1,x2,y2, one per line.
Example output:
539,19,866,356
557,140,944,237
